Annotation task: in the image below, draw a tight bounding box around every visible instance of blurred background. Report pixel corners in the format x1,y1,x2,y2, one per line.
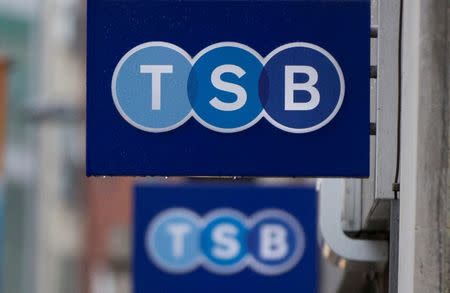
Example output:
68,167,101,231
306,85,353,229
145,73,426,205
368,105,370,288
0,0,87,292
0,2,313,293
0,0,448,293
0,1,351,292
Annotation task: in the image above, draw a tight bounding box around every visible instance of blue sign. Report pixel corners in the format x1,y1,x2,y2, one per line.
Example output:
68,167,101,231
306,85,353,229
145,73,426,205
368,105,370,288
133,184,318,292
87,0,370,176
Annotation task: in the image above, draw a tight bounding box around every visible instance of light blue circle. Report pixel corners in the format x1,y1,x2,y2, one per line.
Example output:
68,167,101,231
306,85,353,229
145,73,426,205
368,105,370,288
147,209,200,273
201,211,248,272
188,44,264,132
113,43,192,132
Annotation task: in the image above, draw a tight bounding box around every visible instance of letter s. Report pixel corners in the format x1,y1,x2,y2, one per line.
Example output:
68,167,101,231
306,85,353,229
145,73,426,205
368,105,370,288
211,223,241,259
210,64,247,111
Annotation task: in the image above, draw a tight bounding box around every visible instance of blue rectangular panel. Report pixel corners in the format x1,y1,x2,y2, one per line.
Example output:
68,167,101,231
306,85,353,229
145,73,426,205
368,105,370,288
87,0,370,176
133,183,318,293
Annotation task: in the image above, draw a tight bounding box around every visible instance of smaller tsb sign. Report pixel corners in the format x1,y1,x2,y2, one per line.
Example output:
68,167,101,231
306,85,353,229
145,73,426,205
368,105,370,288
133,184,318,293
147,208,304,275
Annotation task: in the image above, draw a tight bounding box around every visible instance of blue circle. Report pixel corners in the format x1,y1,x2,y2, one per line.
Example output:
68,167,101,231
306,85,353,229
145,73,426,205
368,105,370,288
260,44,344,132
188,45,264,132
147,209,200,273
113,43,192,132
248,211,305,275
201,212,248,272
249,217,298,267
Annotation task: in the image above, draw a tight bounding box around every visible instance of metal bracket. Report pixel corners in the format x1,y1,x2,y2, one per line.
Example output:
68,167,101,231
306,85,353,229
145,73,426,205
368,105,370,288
392,183,400,192
318,179,388,271
370,122,377,135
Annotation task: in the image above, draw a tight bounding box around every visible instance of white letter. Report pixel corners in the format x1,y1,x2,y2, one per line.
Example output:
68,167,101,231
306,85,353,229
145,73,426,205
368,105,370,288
167,223,192,258
260,224,288,260
210,64,247,111
285,65,320,111
140,65,173,110
212,223,240,259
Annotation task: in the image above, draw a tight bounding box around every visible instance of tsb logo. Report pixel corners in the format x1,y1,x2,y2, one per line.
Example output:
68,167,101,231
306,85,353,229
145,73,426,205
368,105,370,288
146,208,305,275
112,42,344,133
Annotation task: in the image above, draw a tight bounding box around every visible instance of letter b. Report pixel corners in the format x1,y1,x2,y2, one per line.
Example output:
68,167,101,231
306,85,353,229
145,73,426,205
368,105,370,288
260,224,288,260
248,210,305,275
284,65,320,111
